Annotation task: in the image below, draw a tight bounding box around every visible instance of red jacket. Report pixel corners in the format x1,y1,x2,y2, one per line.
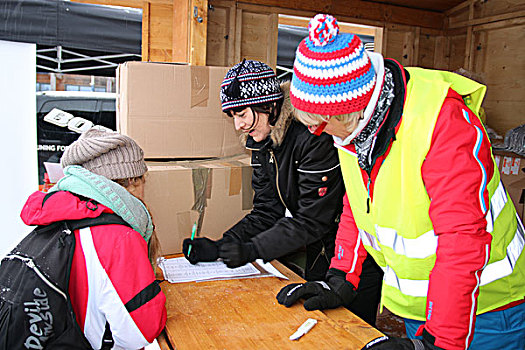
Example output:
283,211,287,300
331,87,500,349
21,190,167,349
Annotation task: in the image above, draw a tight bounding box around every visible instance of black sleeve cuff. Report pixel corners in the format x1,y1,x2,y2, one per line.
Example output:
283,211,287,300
326,268,357,304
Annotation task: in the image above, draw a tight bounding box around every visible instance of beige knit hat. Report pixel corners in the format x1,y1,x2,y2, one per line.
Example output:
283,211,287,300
61,128,147,180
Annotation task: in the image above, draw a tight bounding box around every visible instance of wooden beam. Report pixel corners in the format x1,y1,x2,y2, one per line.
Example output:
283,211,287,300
237,0,444,30
173,0,190,63
413,27,420,66
142,2,151,61
278,15,377,37
445,0,474,17
449,10,525,29
234,8,243,63
374,27,384,54
473,16,525,31
189,0,209,65
267,13,278,69
463,3,475,70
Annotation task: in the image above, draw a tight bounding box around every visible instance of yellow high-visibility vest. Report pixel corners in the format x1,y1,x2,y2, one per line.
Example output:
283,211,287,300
338,67,525,320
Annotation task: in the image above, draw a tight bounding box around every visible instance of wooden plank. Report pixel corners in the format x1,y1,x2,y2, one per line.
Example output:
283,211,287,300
206,2,231,66
141,2,151,61
417,31,436,68
402,30,414,66
374,27,384,54
156,331,173,350
160,259,382,349
445,0,475,16
149,3,174,62
278,15,377,37
267,13,278,69
190,0,209,65
240,11,275,65
433,36,449,69
474,0,525,20
382,27,388,57
447,33,467,71
235,0,444,29
413,27,421,66
227,2,237,66
449,9,525,29
463,3,474,70
235,8,243,62
173,0,190,63
473,16,525,31
474,23,525,134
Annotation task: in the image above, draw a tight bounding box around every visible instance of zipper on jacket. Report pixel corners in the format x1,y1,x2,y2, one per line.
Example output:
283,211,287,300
366,175,372,214
268,149,289,212
5,254,68,300
309,243,328,270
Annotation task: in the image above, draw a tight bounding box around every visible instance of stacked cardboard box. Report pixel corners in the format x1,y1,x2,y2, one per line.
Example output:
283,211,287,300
494,150,525,223
117,62,252,254
117,62,245,159
144,156,253,254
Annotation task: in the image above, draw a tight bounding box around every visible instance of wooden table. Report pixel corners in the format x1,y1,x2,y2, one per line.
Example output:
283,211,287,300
157,258,383,349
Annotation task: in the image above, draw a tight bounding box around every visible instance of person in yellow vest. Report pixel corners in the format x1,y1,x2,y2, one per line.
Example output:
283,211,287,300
276,14,524,350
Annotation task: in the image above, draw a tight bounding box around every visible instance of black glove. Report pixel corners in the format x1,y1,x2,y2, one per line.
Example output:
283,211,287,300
276,268,357,311
362,333,441,350
218,241,259,268
182,237,219,264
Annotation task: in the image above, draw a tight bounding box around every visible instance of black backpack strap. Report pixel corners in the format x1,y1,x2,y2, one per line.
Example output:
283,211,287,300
66,213,131,232
100,321,114,350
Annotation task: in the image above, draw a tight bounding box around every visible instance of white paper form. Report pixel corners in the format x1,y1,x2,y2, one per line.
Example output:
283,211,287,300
255,259,289,280
159,257,262,283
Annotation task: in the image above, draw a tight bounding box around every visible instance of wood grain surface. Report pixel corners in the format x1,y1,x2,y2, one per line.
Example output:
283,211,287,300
159,259,382,349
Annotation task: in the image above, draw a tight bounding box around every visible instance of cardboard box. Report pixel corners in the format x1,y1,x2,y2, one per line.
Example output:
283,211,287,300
117,62,245,159
144,155,253,255
494,151,525,223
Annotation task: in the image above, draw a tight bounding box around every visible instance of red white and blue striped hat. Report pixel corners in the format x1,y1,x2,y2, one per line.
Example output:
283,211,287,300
290,14,376,115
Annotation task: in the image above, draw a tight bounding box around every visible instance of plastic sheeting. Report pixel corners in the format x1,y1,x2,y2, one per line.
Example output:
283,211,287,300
0,0,142,54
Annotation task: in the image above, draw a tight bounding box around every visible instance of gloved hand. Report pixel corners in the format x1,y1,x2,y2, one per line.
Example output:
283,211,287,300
218,241,259,268
361,335,436,350
276,268,357,311
182,237,219,264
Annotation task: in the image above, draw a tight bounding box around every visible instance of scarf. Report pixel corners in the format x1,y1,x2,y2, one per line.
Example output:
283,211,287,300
49,165,153,242
354,67,395,171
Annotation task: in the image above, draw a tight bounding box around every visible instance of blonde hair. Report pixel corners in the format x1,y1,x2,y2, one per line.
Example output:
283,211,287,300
114,175,162,269
293,106,363,133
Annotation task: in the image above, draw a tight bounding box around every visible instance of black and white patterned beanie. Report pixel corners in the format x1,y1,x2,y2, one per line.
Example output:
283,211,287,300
220,59,283,112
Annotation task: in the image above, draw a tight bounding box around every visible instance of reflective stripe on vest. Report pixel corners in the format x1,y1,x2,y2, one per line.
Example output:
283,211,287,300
339,67,525,320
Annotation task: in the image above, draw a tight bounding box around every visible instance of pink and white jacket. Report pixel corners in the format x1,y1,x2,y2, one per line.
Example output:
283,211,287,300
21,190,167,349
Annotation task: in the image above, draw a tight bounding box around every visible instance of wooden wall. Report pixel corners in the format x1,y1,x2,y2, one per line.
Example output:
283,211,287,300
446,0,525,135
73,0,524,135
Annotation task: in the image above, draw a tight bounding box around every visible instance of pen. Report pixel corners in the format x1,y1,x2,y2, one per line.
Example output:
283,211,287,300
289,318,317,341
187,222,197,256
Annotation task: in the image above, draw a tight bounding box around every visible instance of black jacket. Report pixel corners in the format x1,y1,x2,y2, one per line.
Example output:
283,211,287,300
223,83,345,280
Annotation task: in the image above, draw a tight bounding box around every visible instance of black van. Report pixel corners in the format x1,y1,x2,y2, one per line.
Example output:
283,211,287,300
36,91,117,184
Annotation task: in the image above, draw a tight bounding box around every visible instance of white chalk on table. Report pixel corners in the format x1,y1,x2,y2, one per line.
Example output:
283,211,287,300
289,318,317,341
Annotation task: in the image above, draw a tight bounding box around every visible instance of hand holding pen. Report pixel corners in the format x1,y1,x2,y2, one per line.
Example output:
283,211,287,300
182,224,221,264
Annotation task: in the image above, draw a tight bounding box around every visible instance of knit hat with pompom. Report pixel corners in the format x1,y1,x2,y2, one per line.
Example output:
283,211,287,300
61,128,147,180
290,14,376,115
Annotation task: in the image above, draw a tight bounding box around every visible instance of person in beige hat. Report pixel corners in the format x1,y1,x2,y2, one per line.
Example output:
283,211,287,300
20,128,166,349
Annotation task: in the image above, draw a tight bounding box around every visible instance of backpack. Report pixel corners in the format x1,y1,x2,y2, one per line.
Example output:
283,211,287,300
0,212,129,350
